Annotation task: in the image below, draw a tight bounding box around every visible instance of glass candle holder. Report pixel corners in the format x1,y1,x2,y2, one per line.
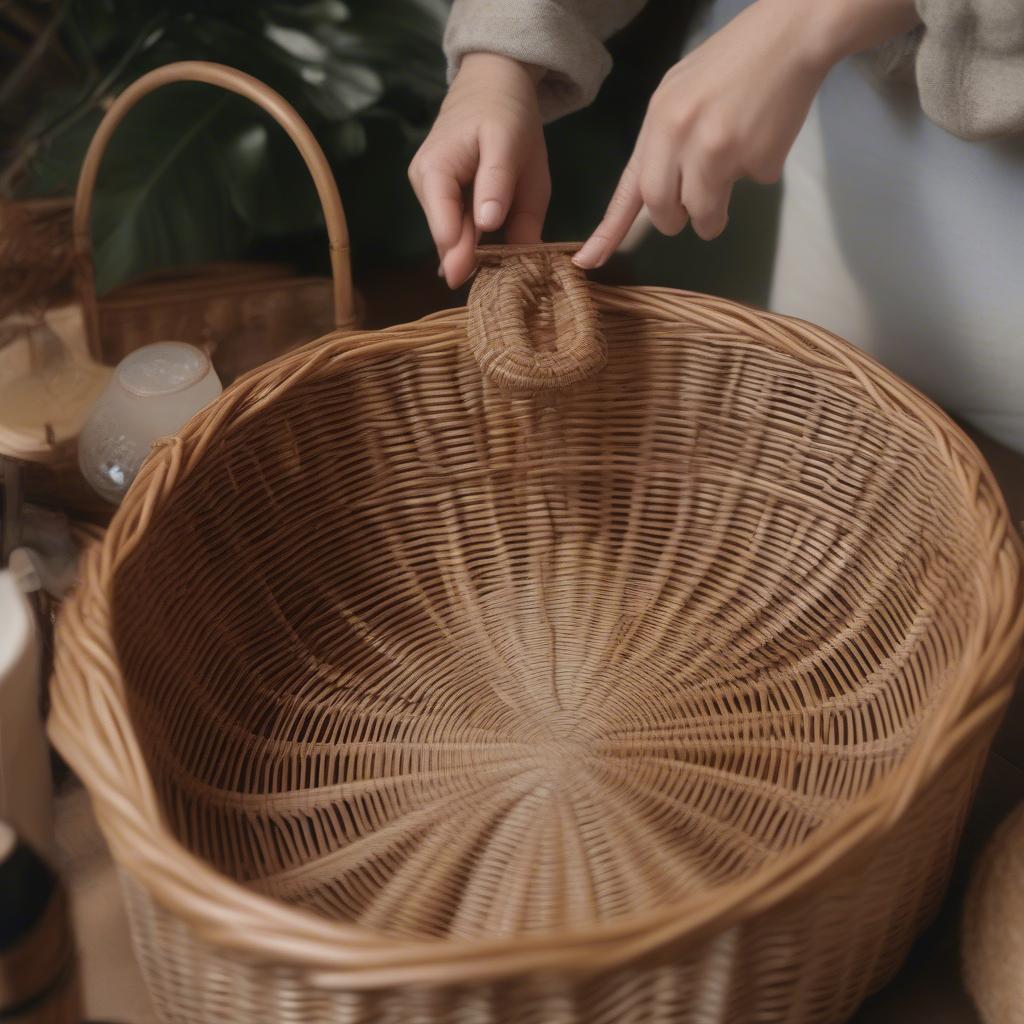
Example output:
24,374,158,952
78,342,222,504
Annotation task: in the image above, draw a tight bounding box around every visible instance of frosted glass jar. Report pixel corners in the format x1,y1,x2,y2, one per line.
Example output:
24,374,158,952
78,342,222,503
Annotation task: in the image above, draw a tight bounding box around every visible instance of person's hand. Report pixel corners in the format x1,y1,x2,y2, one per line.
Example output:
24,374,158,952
574,0,919,267
409,52,549,288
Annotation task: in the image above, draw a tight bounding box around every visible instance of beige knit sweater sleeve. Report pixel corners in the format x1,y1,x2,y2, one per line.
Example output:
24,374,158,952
444,0,1024,139
915,0,1024,138
443,0,647,121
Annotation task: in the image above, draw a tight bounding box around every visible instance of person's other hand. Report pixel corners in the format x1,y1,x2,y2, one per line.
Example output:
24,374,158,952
574,0,919,267
409,53,549,288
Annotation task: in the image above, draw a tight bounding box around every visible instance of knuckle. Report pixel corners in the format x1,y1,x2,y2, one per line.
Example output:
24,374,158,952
477,163,516,195
652,213,685,237
651,89,691,127
649,88,671,120
690,217,711,240
638,176,663,209
692,212,727,241
748,156,783,185
653,208,687,236
749,167,780,186
410,150,444,186
700,123,734,163
657,99,696,136
479,160,514,180
642,194,685,236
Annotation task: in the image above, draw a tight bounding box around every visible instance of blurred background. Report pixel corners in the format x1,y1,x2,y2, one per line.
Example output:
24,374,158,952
0,0,778,328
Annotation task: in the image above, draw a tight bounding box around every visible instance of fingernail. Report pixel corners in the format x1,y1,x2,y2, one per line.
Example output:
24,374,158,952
573,237,607,269
478,200,502,230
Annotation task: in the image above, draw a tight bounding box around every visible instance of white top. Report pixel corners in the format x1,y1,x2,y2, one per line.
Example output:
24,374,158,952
117,341,212,398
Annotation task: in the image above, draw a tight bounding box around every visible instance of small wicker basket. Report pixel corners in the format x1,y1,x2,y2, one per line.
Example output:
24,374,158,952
69,64,357,374
50,62,1024,1024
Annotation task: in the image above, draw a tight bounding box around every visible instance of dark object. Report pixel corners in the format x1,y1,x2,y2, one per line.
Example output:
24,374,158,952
1,457,24,565
0,821,80,1023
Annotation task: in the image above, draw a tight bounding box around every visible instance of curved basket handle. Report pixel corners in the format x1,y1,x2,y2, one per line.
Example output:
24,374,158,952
468,243,607,395
73,60,355,363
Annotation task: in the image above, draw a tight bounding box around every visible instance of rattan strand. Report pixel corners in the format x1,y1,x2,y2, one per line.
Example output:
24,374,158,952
50,237,1024,1024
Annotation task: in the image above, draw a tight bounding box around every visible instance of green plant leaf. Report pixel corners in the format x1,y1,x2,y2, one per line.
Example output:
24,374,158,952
323,117,368,162
219,111,331,236
21,105,104,197
91,87,249,291
28,84,256,292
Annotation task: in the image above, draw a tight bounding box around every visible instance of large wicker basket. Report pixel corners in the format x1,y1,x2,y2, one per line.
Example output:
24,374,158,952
50,63,1024,1024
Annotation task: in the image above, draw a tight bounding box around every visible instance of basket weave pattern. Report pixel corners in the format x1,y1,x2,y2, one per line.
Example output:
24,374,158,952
116,760,977,1023
50,238,1024,1022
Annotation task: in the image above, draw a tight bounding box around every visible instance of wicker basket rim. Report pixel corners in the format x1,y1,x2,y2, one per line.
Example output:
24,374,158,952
49,285,1024,987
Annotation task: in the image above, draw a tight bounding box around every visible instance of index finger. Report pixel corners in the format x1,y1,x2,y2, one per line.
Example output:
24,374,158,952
573,157,643,270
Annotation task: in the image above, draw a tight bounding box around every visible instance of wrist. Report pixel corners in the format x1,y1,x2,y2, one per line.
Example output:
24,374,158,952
458,52,546,87
781,0,921,69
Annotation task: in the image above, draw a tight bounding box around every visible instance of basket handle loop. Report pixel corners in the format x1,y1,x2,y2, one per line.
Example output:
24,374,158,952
467,243,607,395
72,60,355,364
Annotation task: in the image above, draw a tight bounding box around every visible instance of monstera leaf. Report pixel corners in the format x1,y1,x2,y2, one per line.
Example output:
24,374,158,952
88,89,250,293
31,87,249,292
9,0,446,286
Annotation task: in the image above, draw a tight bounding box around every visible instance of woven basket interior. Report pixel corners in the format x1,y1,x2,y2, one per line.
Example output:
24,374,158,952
110,303,986,941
